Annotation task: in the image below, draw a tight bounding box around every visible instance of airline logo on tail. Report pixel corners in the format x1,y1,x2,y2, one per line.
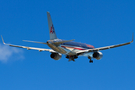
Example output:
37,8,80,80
50,25,55,34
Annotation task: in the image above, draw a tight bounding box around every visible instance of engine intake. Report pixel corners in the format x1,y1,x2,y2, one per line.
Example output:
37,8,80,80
93,51,103,60
50,53,62,60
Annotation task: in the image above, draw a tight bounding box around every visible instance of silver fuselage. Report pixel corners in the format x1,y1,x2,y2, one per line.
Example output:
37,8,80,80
47,39,95,56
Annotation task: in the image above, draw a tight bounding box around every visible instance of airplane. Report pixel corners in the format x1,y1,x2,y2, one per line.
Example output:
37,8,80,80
1,12,134,63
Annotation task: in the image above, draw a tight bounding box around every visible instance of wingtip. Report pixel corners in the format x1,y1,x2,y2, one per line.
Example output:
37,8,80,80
22,40,27,42
132,33,134,42
1,35,5,44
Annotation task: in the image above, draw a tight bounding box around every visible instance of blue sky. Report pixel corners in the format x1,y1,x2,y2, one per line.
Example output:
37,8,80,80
0,0,135,90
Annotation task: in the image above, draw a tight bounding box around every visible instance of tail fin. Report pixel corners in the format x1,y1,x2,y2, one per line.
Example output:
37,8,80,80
47,12,57,40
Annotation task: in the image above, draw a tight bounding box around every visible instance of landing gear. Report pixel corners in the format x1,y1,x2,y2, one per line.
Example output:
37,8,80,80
68,59,75,62
88,56,93,63
66,55,78,62
89,60,93,63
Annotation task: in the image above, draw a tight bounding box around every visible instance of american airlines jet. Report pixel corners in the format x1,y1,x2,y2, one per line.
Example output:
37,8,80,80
1,12,133,63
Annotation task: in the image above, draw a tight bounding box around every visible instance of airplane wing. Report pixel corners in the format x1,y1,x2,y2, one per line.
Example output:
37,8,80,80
77,34,133,55
1,36,56,53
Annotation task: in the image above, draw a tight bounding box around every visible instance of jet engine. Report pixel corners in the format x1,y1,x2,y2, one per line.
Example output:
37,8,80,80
93,51,103,60
50,53,62,60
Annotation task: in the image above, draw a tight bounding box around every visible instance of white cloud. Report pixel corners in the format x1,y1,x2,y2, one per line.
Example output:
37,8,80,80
0,44,24,63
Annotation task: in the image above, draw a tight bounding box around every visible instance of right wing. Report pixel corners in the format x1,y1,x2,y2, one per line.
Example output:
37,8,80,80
77,34,133,55
1,36,56,53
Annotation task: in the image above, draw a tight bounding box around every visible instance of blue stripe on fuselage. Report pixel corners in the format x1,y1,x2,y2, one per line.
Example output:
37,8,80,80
61,41,94,49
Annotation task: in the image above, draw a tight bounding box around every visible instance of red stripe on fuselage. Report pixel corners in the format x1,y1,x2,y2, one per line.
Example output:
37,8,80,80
61,46,86,50
86,44,94,48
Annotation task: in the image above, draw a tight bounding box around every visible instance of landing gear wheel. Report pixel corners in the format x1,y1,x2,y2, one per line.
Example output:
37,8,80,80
68,59,75,62
88,56,93,63
89,60,93,63
72,59,75,62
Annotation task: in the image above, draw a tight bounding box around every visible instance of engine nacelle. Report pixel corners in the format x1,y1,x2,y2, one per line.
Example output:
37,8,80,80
50,53,62,60
93,51,103,60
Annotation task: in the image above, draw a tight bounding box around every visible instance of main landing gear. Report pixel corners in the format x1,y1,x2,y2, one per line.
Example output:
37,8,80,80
68,58,75,62
66,55,78,62
88,56,93,63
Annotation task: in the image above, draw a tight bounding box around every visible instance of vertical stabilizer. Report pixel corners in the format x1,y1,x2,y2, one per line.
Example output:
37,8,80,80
47,12,57,40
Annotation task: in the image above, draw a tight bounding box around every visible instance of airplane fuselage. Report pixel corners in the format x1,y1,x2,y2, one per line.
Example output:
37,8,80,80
47,39,95,56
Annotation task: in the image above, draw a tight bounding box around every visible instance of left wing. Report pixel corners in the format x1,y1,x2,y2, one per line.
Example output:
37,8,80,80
77,34,133,54
1,36,56,53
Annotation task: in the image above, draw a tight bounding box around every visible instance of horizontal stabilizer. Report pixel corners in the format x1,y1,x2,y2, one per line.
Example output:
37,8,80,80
23,40,47,44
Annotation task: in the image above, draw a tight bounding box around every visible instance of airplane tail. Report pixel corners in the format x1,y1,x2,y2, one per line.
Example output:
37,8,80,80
47,12,57,40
